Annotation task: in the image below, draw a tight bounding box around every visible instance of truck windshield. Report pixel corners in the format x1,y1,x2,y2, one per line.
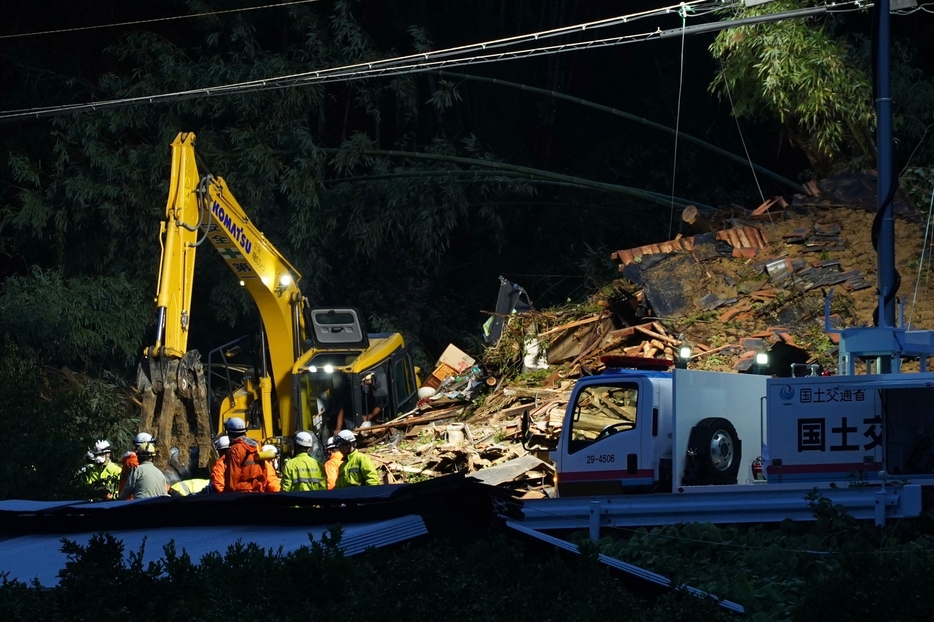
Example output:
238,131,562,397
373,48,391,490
568,384,638,454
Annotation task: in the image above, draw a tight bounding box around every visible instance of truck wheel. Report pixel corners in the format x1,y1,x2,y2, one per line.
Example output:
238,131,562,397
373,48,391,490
686,417,741,485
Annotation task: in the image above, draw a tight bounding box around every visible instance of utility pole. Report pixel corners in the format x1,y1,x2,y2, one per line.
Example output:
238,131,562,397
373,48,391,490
875,0,896,373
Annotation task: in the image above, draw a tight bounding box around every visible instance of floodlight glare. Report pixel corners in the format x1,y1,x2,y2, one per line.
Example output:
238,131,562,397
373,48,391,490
756,352,769,365
679,346,692,360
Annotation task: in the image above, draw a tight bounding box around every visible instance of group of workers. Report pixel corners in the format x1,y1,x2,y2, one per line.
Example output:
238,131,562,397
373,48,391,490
79,418,380,501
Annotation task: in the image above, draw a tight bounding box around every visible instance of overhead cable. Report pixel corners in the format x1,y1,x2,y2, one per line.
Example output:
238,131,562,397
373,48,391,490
0,0,326,40
0,2,850,123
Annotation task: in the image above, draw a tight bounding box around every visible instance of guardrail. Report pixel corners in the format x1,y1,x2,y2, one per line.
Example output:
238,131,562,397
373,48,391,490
513,483,922,538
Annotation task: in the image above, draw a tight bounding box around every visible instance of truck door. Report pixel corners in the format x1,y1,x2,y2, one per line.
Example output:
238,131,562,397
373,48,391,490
556,379,652,496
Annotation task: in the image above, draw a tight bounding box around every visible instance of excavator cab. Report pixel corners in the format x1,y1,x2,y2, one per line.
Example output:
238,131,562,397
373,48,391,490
293,308,420,444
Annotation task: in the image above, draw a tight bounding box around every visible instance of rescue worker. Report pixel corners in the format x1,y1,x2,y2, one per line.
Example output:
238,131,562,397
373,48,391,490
361,372,387,424
324,436,343,490
210,435,230,493
169,478,211,496
118,432,154,498
334,430,380,487
120,442,169,499
221,417,277,493
262,444,282,493
280,432,325,492
81,440,123,500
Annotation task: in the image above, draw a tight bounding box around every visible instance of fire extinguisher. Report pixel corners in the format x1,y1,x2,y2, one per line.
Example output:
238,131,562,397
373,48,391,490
751,456,764,481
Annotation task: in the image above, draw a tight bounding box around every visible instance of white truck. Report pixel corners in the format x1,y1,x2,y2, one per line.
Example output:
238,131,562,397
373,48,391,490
540,360,759,497
515,349,928,530
537,359,934,497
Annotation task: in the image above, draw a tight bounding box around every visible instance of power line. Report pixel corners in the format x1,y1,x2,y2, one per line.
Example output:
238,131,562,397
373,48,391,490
0,2,868,124
0,0,326,40
436,71,804,193
320,147,714,210
0,1,718,122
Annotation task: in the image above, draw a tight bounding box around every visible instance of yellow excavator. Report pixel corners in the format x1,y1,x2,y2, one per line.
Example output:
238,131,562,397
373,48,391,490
137,132,420,472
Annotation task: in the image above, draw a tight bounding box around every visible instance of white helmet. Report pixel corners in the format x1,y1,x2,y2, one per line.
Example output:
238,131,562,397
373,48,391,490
133,432,153,447
262,444,278,456
335,430,356,444
295,432,314,448
224,417,247,434
93,439,112,454
325,436,337,450
214,435,230,451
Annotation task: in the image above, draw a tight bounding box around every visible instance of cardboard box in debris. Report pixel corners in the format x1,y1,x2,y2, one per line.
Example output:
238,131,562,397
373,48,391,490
360,171,928,495
422,344,477,389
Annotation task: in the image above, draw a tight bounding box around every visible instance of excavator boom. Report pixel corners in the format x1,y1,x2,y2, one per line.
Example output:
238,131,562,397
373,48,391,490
139,132,304,470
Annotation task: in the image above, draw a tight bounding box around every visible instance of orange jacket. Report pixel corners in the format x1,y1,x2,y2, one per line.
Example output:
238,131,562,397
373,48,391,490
223,438,280,493
118,452,140,498
211,452,227,492
265,461,281,493
325,451,344,490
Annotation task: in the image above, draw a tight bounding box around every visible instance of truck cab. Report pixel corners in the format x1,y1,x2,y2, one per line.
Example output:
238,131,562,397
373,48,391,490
552,369,671,497
539,358,769,498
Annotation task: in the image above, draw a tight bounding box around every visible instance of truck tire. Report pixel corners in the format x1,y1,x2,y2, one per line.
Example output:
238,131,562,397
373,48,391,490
684,417,741,485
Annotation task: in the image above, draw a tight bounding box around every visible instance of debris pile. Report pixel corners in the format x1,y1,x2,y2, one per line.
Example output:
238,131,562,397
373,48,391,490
357,170,930,495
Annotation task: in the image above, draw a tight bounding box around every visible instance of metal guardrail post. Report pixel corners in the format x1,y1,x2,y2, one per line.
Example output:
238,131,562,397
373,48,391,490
589,500,600,540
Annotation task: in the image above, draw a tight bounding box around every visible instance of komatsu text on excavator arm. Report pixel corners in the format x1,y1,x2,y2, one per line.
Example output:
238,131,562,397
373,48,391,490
139,132,304,469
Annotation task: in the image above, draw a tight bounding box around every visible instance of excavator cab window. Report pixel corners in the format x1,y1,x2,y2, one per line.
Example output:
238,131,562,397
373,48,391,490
360,363,391,424
568,384,638,454
392,351,418,416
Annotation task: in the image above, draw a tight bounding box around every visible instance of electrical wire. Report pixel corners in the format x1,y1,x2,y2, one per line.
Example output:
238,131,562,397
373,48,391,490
909,182,934,327
668,4,689,240
0,1,866,123
0,0,327,40
0,1,721,121
719,62,766,205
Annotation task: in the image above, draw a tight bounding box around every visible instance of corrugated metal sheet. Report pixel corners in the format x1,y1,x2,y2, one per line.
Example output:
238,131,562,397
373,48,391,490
0,515,427,587
611,226,768,268
505,521,745,614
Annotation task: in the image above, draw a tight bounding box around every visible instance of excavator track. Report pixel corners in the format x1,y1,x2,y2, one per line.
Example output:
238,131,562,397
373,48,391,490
137,350,213,475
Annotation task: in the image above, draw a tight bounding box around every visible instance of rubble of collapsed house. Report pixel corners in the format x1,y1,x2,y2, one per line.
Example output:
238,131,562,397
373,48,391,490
359,170,928,498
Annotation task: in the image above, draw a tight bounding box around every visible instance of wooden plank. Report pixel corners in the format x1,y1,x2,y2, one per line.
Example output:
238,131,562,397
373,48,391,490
537,315,602,338
634,324,679,346
750,198,778,216
496,402,538,416
502,387,567,398
354,407,462,433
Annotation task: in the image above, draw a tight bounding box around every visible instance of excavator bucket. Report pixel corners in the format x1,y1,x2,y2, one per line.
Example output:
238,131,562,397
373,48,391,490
137,350,213,474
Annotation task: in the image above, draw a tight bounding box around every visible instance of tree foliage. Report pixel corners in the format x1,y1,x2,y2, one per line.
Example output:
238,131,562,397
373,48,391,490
596,495,934,621
0,267,147,370
0,1,533,368
0,340,137,500
709,1,876,174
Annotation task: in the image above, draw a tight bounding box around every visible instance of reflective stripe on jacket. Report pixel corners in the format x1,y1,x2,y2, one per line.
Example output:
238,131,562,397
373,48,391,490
171,478,211,496
281,453,325,492
336,450,380,488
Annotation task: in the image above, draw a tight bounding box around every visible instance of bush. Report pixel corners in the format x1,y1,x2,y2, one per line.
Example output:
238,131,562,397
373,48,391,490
0,530,736,622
